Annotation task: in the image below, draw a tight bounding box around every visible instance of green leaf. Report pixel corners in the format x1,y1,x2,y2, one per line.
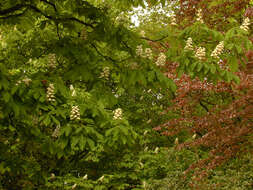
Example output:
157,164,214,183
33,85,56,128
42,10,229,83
71,136,79,149
64,125,72,136
43,115,51,126
3,92,10,103
232,75,240,84
59,137,68,149
236,45,243,54
168,79,177,92
51,116,60,125
147,71,155,82
79,135,86,150
229,56,238,72
87,138,95,149
210,64,216,74
197,63,203,72
190,62,197,71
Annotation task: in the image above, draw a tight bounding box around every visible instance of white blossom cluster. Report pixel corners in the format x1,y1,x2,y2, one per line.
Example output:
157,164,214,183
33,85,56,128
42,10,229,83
195,47,206,60
71,183,77,189
140,30,145,37
136,45,143,56
17,78,31,86
98,175,104,182
211,41,224,59
170,14,177,26
184,37,194,51
15,80,21,86
154,147,159,154
144,48,153,59
143,181,147,189
155,52,166,66
70,105,80,120
174,137,179,145
80,28,87,40
22,77,32,85
47,83,56,102
83,174,88,180
70,84,76,96
99,67,110,80
50,173,55,180
139,162,144,168
240,17,250,32
48,54,57,68
52,125,61,138
136,45,153,60
196,9,204,23
113,108,123,120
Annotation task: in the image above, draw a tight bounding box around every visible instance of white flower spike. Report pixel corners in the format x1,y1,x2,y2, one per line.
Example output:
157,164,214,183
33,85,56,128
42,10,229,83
240,17,250,32
155,52,166,66
113,108,123,120
195,47,206,60
47,83,56,102
211,41,224,59
70,105,81,120
184,37,194,51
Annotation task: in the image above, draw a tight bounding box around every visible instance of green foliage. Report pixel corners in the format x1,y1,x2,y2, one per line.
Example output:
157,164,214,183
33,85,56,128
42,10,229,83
0,0,177,189
0,0,252,189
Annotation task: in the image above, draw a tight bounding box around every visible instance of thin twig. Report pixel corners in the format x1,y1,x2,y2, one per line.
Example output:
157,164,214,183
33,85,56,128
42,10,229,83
40,0,57,12
141,35,168,42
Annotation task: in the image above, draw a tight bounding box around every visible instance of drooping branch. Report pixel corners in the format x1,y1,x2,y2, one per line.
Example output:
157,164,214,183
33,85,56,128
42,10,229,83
141,36,168,49
90,43,117,63
0,4,25,15
0,4,95,28
141,35,168,42
0,9,28,19
90,43,131,66
40,0,57,12
199,100,209,112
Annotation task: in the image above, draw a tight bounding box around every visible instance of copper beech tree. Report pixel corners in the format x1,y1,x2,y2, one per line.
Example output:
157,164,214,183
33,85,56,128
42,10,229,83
175,0,251,30
155,58,253,179
141,2,253,180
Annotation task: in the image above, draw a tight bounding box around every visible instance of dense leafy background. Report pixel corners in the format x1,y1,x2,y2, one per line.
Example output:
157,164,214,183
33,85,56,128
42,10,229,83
0,0,252,189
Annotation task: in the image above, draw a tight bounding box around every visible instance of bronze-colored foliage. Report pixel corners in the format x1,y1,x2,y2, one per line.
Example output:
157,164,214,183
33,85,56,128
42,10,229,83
175,0,250,30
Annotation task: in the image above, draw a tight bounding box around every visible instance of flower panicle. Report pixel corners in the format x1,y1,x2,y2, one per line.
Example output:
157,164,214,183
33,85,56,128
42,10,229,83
184,37,194,51
196,9,204,23
47,83,56,102
155,52,166,66
240,17,250,32
70,105,80,120
211,41,224,59
113,108,123,120
99,67,110,80
195,47,206,60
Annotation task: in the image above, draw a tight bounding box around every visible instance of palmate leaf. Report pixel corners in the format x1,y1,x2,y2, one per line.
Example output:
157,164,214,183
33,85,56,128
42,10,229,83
228,56,239,72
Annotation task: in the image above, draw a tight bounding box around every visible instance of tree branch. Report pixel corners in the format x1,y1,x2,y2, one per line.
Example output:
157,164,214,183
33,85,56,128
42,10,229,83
201,99,215,105
141,36,168,49
0,4,25,15
40,0,57,12
0,9,28,19
141,35,168,42
0,4,94,28
91,43,116,63
199,100,209,112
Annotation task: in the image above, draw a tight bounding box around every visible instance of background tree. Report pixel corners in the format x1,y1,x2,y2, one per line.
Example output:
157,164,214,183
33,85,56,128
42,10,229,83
0,0,252,190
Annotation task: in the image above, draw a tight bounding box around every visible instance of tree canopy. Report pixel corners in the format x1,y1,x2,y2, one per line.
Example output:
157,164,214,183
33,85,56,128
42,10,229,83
0,0,252,189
